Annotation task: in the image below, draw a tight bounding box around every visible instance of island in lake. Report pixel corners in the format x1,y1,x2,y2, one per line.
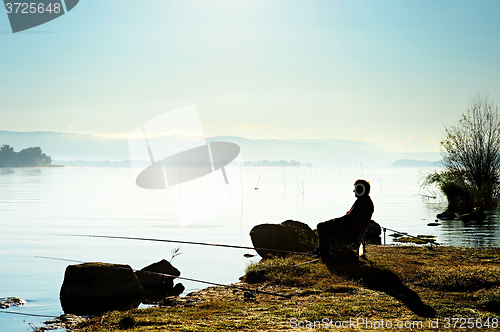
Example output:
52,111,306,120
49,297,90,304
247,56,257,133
0,145,52,167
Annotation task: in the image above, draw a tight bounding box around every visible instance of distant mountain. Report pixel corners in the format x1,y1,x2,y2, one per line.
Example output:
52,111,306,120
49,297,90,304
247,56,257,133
208,136,441,166
287,138,387,153
0,131,442,166
391,159,443,167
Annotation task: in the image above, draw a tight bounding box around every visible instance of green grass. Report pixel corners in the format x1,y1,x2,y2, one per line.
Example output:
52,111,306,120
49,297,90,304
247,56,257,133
393,234,436,244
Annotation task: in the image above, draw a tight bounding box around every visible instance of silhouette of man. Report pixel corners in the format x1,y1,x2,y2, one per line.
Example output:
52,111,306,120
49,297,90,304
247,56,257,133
313,179,374,261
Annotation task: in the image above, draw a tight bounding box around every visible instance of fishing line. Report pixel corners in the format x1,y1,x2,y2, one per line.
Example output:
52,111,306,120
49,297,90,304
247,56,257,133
35,256,82,264
0,311,58,318
293,259,319,267
54,225,436,261
53,234,316,257
36,256,291,299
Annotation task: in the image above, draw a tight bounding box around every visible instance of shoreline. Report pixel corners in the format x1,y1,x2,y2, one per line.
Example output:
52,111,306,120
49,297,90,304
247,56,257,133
0,165,64,168
52,245,500,331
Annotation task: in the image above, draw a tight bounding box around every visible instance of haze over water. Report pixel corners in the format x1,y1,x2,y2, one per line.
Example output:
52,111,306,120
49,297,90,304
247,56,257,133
1,166,499,330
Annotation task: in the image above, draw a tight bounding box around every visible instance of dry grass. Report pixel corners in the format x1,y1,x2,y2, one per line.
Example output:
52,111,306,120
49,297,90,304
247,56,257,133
68,245,500,331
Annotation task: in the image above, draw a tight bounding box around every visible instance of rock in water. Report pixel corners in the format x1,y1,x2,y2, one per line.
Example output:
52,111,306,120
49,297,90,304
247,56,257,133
250,220,318,257
0,297,27,309
437,211,457,220
460,208,486,221
60,263,144,315
135,259,184,303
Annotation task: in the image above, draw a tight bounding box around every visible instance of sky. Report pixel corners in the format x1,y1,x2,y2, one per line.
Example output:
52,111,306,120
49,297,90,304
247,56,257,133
1,0,500,152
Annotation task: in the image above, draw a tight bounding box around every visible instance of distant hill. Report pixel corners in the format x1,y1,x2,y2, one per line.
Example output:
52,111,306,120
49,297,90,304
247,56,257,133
287,138,387,153
208,136,441,166
391,159,443,168
0,130,441,167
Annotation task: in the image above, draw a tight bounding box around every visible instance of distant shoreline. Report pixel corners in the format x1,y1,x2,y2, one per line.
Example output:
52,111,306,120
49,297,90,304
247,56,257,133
391,159,442,167
0,165,64,168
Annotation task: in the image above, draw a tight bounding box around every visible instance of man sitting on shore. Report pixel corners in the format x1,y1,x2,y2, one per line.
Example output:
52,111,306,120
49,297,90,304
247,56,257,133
312,179,374,261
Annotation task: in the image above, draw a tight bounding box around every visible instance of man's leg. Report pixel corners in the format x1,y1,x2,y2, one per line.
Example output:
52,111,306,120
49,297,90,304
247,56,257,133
316,219,336,260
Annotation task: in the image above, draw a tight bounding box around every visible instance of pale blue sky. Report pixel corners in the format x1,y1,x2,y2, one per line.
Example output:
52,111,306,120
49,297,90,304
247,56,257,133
1,0,500,152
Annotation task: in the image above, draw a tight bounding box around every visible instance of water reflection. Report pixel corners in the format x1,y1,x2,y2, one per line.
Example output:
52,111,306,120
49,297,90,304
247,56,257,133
0,167,44,211
407,191,500,248
0,166,499,332
433,211,500,248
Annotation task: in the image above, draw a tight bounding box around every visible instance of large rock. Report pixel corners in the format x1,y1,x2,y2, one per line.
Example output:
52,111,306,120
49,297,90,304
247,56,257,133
135,259,184,303
250,220,318,257
364,220,382,245
60,263,144,315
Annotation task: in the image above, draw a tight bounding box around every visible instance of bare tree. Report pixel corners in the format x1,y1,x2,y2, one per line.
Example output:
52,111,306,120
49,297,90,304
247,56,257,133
425,93,500,207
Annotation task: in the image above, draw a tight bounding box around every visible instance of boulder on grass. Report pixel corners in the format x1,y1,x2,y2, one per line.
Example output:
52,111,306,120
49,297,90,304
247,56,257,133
364,220,382,245
135,259,184,303
60,263,144,315
250,220,318,257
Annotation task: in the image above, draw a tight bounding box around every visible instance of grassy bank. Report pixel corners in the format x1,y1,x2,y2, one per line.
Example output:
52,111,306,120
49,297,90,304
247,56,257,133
65,245,500,331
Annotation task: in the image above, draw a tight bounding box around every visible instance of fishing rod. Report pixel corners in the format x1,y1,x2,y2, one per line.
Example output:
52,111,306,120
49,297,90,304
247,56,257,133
380,226,438,246
36,256,291,299
57,225,436,258
54,234,316,257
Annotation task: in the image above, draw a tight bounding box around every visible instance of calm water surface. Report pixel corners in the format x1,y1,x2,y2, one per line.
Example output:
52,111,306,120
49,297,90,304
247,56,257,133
1,166,499,331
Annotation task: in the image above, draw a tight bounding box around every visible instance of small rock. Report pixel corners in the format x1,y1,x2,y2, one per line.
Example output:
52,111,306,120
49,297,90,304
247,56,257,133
118,316,136,329
135,259,184,303
437,211,457,220
0,297,26,309
172,283,185,296
243,292,256,301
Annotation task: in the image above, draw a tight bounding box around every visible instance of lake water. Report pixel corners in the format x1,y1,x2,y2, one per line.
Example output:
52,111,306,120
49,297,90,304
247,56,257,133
1,166,499,331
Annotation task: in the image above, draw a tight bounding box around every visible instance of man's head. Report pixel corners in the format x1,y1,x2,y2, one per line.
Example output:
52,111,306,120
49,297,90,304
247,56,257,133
353,179,370,197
